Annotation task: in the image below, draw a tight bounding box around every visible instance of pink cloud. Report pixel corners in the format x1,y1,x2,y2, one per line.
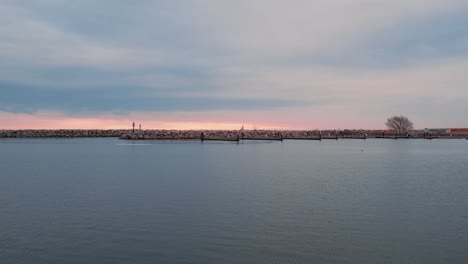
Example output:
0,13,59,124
0,111,292,130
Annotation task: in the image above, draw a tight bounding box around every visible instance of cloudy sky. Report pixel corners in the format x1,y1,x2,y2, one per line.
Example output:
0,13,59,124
1,0,468,129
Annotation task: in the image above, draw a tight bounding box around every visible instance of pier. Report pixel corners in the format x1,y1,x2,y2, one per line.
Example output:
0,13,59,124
241,137,283,141
376,136,410,139
201,132,240,142
202,137,240,142
321,136,339,140
342,135,367,140
282,137,322,140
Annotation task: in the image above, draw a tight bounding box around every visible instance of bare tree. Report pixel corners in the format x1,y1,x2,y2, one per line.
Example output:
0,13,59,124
386,116,414,133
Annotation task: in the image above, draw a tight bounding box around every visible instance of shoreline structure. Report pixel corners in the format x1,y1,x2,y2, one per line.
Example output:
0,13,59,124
1,129,467,140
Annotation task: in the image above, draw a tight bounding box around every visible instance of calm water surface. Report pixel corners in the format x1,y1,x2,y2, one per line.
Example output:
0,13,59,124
0,138,467,263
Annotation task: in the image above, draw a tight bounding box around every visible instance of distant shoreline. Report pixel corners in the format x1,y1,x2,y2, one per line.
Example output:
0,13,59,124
1,129,467,140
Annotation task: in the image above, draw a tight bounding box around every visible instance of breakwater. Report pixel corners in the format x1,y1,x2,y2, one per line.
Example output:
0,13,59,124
1,129,467,140
0,129,125,138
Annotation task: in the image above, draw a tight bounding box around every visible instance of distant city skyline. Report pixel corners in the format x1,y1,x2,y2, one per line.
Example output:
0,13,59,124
1,0,468,129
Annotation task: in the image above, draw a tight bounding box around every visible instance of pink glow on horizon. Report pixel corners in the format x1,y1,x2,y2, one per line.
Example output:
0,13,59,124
0,112,290,130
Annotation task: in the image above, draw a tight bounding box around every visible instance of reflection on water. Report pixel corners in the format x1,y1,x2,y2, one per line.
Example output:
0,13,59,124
0,138,467,264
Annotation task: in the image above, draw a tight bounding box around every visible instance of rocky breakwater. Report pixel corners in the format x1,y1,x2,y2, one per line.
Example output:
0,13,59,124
119,130,242,140
0,129,126,138
119,130,203,140
3,129,462,140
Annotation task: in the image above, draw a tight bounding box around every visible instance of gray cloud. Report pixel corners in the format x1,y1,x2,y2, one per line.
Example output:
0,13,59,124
0,81,304,115
1,0,468,127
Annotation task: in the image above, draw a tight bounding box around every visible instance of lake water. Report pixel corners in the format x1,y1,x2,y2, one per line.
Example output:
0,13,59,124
0,138,467,263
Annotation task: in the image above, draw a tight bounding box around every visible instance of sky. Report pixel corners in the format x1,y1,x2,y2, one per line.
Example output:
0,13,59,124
1,0,468,130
